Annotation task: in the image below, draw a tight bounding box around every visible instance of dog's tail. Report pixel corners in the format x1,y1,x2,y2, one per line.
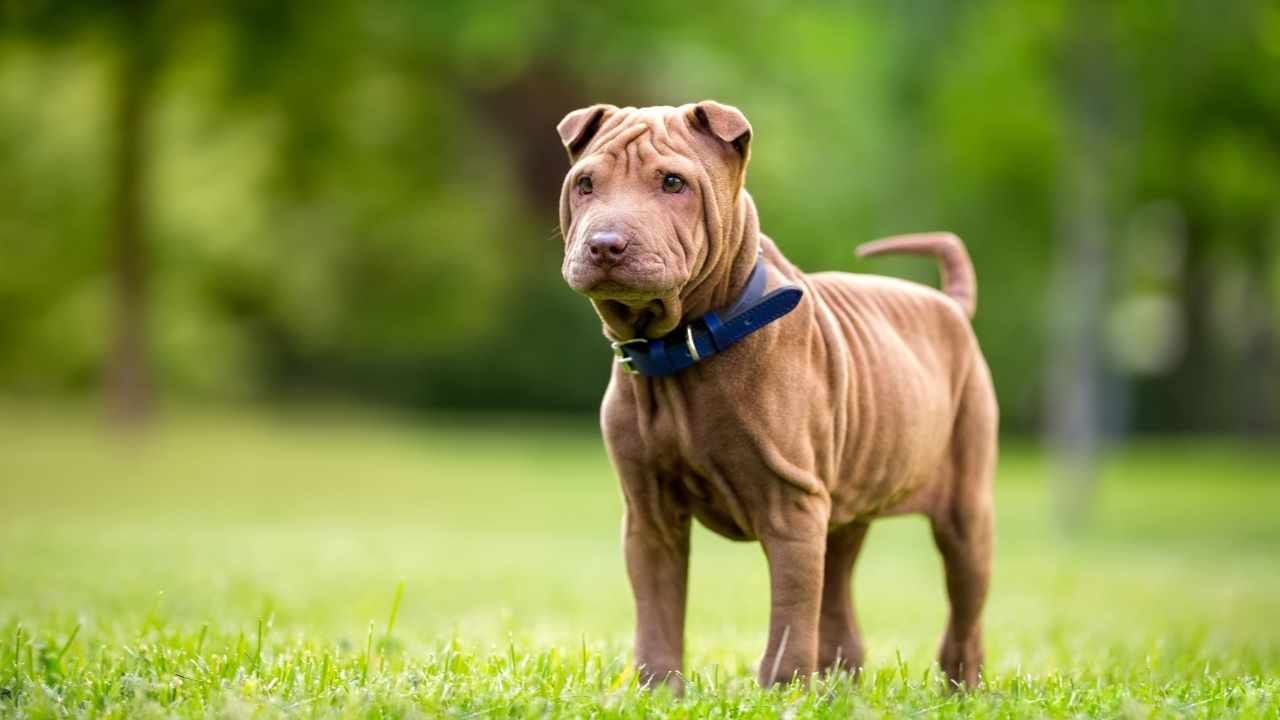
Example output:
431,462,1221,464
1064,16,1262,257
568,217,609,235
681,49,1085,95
856,232,977,319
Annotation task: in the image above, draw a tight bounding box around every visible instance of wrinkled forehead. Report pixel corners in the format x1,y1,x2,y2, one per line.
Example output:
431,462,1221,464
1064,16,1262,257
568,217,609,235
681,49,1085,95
576,106,713,175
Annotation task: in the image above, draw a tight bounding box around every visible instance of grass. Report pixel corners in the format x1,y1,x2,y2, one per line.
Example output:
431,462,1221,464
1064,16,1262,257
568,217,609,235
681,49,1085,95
0,402,1277,717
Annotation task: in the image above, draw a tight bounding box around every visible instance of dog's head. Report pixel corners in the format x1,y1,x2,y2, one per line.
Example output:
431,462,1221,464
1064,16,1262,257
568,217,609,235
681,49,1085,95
557,102,755,338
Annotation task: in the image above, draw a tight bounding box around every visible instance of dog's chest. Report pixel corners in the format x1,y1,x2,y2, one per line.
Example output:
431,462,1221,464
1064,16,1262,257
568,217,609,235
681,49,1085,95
632,387,768,541
645,430,757,541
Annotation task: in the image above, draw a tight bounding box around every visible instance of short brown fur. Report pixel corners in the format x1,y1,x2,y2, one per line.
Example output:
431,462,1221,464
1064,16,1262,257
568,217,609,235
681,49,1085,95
556,102,998,691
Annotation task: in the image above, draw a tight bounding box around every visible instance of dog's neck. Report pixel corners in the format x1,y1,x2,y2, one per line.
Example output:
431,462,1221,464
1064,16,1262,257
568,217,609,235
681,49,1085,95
594,191,762,341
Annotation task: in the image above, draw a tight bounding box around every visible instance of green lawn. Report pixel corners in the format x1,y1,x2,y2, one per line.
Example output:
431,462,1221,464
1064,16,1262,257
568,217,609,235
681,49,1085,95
1,403,1277,717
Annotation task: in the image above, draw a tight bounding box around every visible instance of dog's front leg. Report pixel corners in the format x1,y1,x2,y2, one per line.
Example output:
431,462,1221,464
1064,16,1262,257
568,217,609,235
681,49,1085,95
623,496,691,693
758,527,827,687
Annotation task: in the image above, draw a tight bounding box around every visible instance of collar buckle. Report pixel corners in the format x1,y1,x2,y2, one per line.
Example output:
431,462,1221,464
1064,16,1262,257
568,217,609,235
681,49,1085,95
684,324,702,362
610,337,648,375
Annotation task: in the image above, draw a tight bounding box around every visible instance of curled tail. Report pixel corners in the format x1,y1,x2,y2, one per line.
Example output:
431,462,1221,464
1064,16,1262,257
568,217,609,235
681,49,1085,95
856,232,977,319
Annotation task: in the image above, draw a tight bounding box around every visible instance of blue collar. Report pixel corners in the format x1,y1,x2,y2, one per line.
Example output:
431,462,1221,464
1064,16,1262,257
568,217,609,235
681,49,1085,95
609,257,804,377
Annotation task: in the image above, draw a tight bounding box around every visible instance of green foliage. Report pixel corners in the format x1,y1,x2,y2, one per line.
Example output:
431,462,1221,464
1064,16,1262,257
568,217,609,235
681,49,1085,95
0,405,1277,717
0,1,1277,427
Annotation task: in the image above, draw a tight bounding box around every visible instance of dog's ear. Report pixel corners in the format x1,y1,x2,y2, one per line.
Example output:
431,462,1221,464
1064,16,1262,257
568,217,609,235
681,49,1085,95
689,100,752,162
557,104,616,162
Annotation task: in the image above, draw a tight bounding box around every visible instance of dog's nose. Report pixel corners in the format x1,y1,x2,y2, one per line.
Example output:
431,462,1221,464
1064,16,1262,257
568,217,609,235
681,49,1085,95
586,231,630,265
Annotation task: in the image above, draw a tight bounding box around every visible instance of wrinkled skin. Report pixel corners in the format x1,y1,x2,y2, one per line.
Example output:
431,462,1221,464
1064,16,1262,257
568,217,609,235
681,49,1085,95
560,103,759,340
557,102,998,692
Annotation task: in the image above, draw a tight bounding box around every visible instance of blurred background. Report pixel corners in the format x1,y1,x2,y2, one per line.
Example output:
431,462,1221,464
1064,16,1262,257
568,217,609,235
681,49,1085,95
4,0,1280,432
1,2,1278,705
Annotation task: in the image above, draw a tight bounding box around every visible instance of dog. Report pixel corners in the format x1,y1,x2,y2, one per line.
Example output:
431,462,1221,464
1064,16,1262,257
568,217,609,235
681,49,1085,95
556,101,997,690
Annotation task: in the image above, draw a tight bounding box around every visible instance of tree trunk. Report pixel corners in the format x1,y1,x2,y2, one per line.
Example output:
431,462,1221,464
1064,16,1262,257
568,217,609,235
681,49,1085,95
1167,228,1216,432
1046,149,1107,530
1046,9,1113,530
106,37,152,426
1241,241,1279,435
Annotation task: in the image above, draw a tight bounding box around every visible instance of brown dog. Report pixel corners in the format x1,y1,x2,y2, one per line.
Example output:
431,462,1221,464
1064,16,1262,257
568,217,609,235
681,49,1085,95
556,101,997,690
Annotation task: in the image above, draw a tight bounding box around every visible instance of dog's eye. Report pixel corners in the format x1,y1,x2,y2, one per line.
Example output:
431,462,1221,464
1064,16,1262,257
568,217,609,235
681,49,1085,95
577,176,593,194
661,174,685,194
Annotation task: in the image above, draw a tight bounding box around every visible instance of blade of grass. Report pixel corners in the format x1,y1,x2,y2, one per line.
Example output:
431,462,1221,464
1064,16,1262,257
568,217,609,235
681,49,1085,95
319,652,330,695
56,623,81,664
253,618,263,675
11,625,22,693
361,621,373,686
379,580,405,671
384,580,405,639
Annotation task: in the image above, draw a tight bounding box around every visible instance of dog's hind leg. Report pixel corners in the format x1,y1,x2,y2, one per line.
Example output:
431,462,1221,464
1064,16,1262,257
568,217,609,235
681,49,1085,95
929,370,997,688
817,521,870,675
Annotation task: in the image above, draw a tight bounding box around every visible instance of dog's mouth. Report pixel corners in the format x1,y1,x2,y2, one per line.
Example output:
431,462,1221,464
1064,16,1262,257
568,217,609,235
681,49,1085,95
581,279,666,304
589,297,676,341
564,259,679,304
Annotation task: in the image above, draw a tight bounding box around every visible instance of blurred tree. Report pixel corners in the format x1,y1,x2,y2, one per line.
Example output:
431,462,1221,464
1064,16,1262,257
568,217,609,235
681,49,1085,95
104,0,157,425
1126,1,1280,435
1047,0,1116,528
3,0,174,424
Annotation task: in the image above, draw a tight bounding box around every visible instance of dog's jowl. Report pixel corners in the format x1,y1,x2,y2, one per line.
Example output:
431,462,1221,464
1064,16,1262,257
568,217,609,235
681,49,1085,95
556,102,998,691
